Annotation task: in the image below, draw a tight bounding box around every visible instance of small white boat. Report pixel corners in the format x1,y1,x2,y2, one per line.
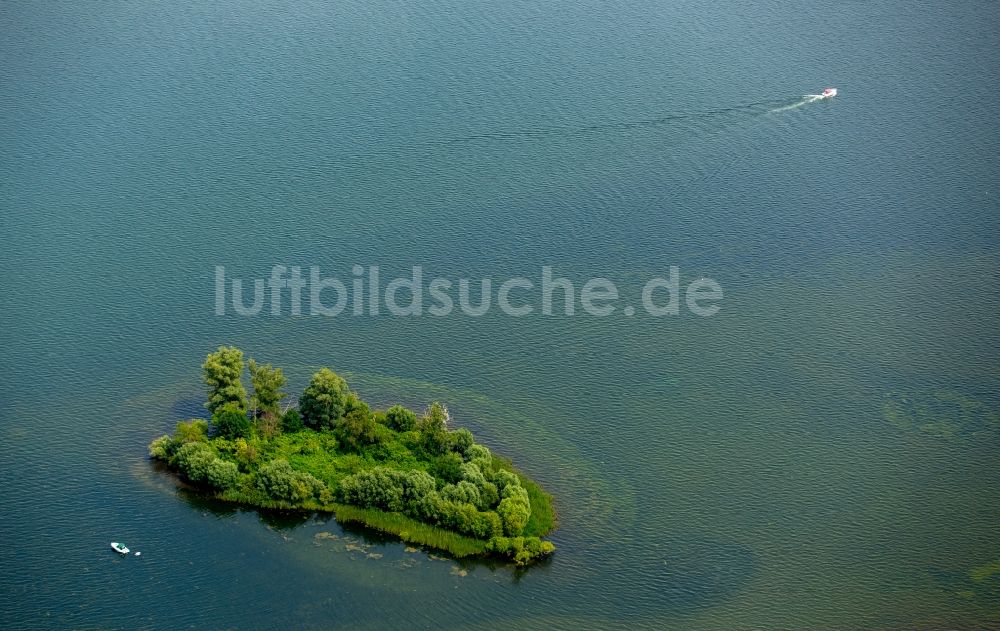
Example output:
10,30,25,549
111,542,129,555
820,87,837,99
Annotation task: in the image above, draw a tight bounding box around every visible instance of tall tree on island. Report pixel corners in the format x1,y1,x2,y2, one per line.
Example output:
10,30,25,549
335,392,379,450
202,346,248,414
419,401,450,455
248,359,288,419
299,367,349,430
249,359,288,438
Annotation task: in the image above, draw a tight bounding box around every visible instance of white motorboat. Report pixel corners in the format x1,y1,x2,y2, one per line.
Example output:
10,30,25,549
111,542,129,555
820,87,837,98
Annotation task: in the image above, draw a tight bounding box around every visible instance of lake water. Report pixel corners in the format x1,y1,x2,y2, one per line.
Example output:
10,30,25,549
2,1,999,628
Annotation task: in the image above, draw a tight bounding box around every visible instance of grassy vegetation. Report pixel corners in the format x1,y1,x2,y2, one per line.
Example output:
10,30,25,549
490,454,556,538
519,474,557,538
328,504,489,558
149,347,557,564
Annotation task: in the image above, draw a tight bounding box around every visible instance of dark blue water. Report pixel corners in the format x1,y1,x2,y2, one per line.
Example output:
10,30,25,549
2,1,999,628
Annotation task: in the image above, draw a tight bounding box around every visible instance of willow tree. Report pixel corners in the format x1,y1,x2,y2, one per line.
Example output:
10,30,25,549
202,346,247,414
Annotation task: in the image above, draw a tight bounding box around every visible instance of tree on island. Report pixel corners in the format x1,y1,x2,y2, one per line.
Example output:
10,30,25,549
335,392,381,451
281,408,304,433
248,359,288,419
300,367,349,430
385,404,418,432
212,402,252,440
249,359,288,438
202,346,248,415
419,401,451,455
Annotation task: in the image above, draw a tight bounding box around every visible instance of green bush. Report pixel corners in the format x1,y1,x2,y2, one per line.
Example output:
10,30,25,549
441,481,481,507
173,441,217,483
343,391,371,418
456,462,498,509
487,535,520,557
450,502,481,536
466,443,491,463
420,402,449,432
333,453,365,475
478,481,499,510
501,483,530,505
300,368,349,430
281,408,304,433
430,499,474,535
467,444,490,460
340,467,436,513
335,393,380,451
493,469,519,492
410,492,503,540
432,452,464,484
206,459,241,490
449,428,474,456
365,428,410,462
459,462,487,486
297,435,322,455
148,435,173,460
470,459,492,480
247,359,287,419
497,496,530,536
212,403,252,440
233,437,259,469
418,402,450,455
485,536,554,565
384,405,418,432
175,419,209,444
478,511,504,539
400,469,436,504
413,489,444,522
256,459,326,503
339,467,405,511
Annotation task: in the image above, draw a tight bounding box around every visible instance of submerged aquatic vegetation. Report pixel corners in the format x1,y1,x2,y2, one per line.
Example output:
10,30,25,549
969,559,1000,583
882,390,999,439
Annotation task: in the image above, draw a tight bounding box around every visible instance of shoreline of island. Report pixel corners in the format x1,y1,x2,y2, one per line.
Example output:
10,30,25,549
148,347,557,564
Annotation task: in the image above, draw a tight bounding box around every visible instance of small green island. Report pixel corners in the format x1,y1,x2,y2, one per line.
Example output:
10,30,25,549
149,347,557,564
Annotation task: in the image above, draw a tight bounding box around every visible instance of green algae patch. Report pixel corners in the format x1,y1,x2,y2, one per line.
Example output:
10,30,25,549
883,390,999,439
882,398,913,431
969,559,1000,583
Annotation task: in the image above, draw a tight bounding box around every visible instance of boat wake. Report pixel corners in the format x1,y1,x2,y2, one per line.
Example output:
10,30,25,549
446,90,836,145
314,89,837,168
769,96,821,113
770,88,838,113
441,100,781,146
